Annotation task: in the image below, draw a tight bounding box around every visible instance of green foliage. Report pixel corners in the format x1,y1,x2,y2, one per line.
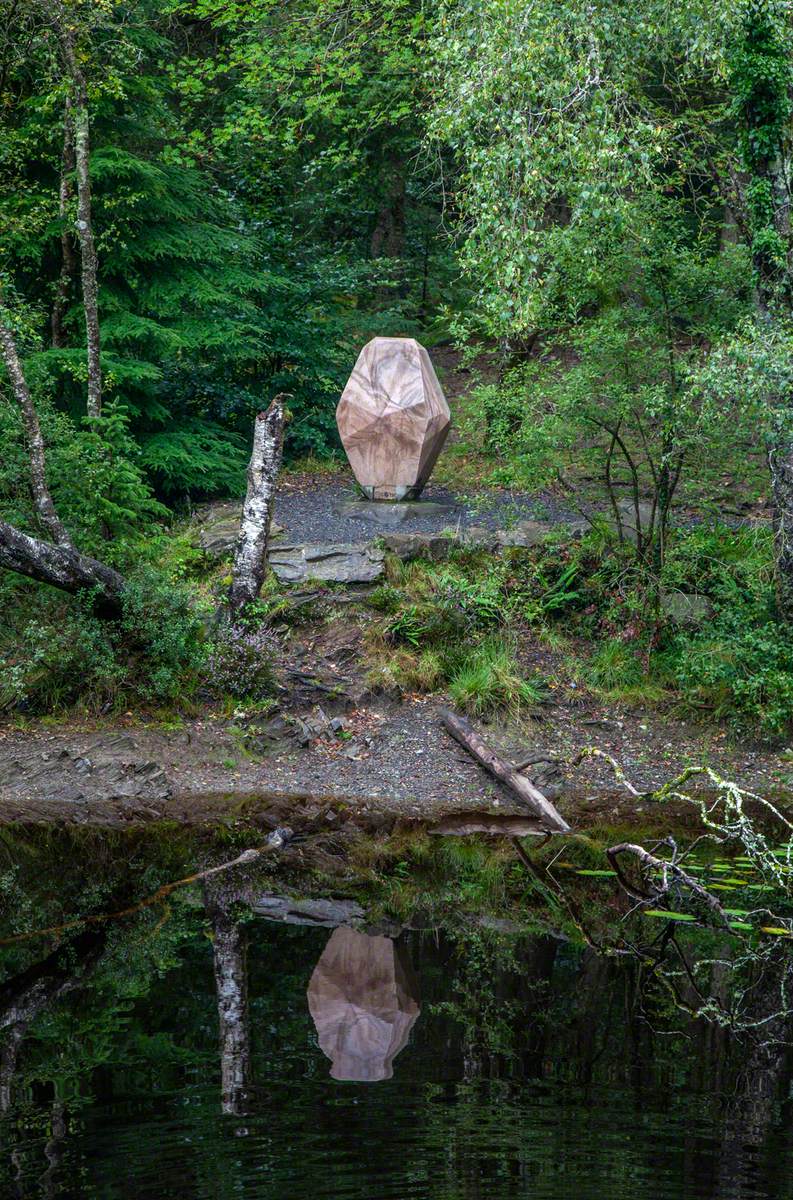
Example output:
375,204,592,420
462,201,752,563
0,569,206,714
503,522,793,736
368,556,544,711
1,0,456,506
729,0,793,293
118,568,207,700
427,0,733,340
667,526,793,736
0,395,166,559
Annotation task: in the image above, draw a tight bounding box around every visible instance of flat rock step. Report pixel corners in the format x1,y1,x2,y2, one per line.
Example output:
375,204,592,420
382,518,587,561
267,520,588,582
268,542,385,584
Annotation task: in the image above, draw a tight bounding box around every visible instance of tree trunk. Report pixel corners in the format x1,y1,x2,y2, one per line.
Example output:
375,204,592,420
0,518,125,613
0,312,73,548
370,165,406,259
51,97,76,350
204,891,252,1115
228,397,285,615
370,154,406,305
55,16,102,419
768,442,793,614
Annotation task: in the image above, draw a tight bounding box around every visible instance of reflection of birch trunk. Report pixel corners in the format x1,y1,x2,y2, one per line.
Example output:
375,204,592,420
41,1098,67,1199
204,889,251,1115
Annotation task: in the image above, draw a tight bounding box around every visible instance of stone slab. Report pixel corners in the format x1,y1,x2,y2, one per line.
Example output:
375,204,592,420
196,513,283,557
660,590,713,627
268,542,385,584
381,532,457,561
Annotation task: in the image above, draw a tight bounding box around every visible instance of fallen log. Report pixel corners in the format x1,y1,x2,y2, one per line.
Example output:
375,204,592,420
440,708,571,833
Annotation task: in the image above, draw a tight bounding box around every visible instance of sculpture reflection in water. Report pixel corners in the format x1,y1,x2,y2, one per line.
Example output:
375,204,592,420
307,927,420,1082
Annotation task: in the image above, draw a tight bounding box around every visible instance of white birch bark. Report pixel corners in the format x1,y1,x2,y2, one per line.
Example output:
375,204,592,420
0,310,73,548
229,396,285,614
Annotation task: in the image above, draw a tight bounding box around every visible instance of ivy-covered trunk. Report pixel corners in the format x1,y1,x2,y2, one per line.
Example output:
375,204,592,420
768,439,793,614
51,97,76,350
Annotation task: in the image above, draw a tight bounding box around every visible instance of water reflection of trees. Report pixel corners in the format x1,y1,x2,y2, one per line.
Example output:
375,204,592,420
2,824,793,1197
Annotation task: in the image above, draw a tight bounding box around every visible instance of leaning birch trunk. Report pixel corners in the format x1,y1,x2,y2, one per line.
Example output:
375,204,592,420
228,396,285,615
0,518,125,614
0,311,73,548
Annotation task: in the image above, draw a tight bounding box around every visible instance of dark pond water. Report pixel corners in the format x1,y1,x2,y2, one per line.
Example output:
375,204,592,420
2,830,793,1200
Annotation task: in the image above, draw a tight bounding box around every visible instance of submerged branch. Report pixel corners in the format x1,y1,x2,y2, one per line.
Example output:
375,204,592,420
0,833,292,948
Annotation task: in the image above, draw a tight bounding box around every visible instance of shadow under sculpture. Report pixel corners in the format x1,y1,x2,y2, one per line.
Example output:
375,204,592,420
336,337,450,501
307,927,420,1082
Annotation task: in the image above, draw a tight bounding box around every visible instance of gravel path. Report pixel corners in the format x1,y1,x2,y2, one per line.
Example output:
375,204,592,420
274,475,580,545
1,695,788,829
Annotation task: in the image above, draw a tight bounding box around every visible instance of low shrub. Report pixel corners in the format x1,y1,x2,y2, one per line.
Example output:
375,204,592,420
205,620,278,700
673,603,793,737
0,569,206,714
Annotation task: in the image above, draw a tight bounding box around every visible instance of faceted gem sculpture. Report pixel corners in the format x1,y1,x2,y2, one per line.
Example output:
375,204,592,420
307,927,421,1082
336,336,451,500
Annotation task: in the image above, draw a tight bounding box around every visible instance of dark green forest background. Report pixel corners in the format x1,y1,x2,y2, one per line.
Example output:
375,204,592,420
1,0,456,502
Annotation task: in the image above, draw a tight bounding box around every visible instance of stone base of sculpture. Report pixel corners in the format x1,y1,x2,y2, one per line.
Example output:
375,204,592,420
334,497,459,527
362,483,421,501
